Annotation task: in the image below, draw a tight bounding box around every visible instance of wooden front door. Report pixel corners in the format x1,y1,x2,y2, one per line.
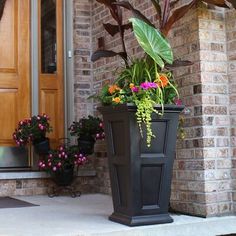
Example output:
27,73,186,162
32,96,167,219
0,0,30,168
0,0,64,168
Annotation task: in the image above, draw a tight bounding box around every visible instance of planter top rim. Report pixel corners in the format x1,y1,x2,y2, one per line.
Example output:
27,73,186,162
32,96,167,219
98,103,185,113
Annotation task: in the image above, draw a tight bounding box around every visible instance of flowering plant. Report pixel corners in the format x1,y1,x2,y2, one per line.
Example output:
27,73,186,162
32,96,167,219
38,144,87,173
96,18,181,147
13,114,52,146
68,115,105,142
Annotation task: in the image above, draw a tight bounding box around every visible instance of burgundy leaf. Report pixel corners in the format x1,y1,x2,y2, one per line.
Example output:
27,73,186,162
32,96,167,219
91,50,126,62
165,59,194,69
113,1,155,28
162,0,198,36
103,23,120,36
103,22,132,37
170,0,181,8
201,0,229,8
227,0,236,8
150,0,162,21
161,0,171,30
96,0,121,24
0,0,6,21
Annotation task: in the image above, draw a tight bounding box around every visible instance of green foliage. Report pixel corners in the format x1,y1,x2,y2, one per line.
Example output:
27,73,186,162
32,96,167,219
38,144,87,173
96,57,180,147
68,115,104,142
13,114,52,146
129,18,173,68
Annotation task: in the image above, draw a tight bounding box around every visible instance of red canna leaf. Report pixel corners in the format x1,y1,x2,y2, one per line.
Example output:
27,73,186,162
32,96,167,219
96,0,122,24
103,23,120,36
0,0,6,21
161,0,198,36
227,0,236,8
161,0,171,30
165,59,194,69
91,50,127,62
113,1,155,28
103,22,132,37
150,0,162,21
170,0,181,8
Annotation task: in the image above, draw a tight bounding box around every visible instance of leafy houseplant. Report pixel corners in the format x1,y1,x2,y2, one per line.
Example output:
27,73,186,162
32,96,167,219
68,115,105,155
13,114,52,154
38,144,87,186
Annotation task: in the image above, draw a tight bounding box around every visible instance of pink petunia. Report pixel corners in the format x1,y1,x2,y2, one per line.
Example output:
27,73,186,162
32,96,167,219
131,86,139,93
174,98,182,106
140,82,157,90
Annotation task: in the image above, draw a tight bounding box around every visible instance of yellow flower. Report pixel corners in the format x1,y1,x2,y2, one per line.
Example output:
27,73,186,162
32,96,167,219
112,97,121,104
129,83,135,89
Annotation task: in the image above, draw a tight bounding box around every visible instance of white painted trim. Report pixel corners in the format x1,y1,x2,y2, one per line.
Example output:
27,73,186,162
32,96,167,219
0,170,96,180
64,0,74,135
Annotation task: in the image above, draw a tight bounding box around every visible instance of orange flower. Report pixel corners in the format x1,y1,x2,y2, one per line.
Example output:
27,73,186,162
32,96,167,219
157,74,169,88
129,83,135,89
108,85,121,94
112,97,121,104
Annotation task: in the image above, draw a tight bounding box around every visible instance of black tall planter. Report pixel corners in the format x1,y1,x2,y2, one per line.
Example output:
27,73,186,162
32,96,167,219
98,104,184,226
33,138,50,155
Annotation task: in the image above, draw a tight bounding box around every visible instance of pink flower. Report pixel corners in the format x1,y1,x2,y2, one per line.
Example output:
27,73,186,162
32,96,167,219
140,82,157,90
53,166,57,171
131,86,139,93
174,98,182,106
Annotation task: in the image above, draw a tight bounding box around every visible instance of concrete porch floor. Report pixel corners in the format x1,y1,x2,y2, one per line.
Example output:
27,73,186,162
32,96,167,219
0,194,235,236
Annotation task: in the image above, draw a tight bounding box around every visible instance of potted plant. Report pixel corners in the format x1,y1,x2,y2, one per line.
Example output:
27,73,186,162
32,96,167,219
91,0,236,227
38,143,87,187
68,115,105,155
13,114,52,155
95,18,184,227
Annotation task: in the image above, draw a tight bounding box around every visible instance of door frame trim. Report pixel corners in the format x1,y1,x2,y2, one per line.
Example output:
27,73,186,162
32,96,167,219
31,0,39,115
31,0,74,137
64,0,74,136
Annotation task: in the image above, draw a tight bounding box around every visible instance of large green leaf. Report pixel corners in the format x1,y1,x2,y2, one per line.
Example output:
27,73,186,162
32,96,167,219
129,18,173,68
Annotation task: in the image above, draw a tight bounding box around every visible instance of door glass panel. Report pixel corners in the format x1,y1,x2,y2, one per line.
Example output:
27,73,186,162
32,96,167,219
41,0,56,74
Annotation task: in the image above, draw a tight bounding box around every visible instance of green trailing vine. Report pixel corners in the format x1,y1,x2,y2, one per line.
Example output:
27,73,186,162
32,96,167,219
134,96,160,147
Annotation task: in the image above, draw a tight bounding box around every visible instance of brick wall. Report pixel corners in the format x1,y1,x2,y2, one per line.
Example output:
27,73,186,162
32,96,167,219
73,0,94,119
226,9,236,213
73,0,236,216
0,176,97,197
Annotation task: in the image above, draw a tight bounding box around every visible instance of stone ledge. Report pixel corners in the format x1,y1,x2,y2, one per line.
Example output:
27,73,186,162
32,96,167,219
0,170,97,180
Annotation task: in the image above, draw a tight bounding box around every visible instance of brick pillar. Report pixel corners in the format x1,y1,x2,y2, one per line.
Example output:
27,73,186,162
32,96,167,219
226,9,236,213
172,5,235,216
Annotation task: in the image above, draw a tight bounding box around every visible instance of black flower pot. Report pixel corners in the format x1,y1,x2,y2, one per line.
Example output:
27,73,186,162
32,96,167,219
52,166,74,186
77,138,95,155
33,138,50,155
98,104,184,226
